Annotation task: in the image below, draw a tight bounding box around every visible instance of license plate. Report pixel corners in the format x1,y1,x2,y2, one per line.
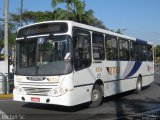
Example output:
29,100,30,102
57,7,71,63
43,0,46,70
31,97,40,102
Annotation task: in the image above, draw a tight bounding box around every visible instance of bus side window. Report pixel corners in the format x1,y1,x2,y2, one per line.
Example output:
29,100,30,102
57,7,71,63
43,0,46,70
119,39,129,61
92,32,105,60
73,28,91,71
105,35,118,60
130,42,148,62
141,45,147,61
148,45,153,61
137,44,147,61
130,42,141,61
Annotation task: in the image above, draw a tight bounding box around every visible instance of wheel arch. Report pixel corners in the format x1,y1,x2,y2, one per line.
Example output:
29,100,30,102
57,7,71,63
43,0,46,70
92,79,104,97
138,74,143,84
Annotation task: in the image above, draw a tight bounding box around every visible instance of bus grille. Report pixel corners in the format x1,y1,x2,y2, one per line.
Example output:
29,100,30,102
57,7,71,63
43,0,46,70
23,87,52,96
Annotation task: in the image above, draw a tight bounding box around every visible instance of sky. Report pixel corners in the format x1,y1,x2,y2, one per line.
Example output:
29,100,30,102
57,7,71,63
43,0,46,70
0,0,160,45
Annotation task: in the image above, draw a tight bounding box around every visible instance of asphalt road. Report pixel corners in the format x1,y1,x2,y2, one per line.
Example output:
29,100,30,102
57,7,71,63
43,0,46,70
0,66,160,120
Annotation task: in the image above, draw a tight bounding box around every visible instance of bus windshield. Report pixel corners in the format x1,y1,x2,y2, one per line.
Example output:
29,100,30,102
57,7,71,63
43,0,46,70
16,35,72,76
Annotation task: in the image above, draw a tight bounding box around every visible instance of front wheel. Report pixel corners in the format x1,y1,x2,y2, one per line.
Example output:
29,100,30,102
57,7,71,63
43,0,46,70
89,84,103,108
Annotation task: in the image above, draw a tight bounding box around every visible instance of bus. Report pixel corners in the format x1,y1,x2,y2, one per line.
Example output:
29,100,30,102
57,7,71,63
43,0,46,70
13,21,154,107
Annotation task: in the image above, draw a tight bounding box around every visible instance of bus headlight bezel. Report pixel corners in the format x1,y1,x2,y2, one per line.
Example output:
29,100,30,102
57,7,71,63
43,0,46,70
48,87,71,97
15,86,25,94
16,77,22,82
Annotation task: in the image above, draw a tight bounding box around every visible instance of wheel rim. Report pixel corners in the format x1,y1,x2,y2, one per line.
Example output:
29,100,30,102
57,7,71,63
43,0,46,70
137,81,141,91
92,90,100,102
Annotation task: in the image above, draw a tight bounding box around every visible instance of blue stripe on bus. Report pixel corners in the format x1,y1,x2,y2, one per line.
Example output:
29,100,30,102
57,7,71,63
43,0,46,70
124,61,142,78
136,39,148,45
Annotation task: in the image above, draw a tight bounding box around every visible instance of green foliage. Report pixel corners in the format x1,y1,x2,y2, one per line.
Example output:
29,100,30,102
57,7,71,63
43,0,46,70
0,18,16,49
91,17,108,30
116,28,122,34
10,0,108,34
53,8,68,20
0,30,4,47
156,45,160,57
51,0,65,8
0,31,16,48
51,0,108,29
8,32,16,46
10,11,55,27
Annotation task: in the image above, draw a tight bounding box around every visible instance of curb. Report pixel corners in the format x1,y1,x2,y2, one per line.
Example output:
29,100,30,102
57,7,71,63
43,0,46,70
0,94,13,99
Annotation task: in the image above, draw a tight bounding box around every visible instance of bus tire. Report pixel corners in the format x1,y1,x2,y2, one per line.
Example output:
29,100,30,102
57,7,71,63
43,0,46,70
135,76,142,94
89,84,103,108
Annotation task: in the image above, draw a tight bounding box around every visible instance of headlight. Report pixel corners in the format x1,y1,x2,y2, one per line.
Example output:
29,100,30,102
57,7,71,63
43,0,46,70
16,77,22,82
48,87,72,97
15,86,25,94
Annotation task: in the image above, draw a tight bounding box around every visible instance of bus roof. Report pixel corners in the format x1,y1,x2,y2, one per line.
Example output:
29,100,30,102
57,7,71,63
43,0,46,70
17,20,154,45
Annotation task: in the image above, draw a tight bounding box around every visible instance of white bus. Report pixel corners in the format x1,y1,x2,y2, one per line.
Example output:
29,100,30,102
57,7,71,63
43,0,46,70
13,21,154,107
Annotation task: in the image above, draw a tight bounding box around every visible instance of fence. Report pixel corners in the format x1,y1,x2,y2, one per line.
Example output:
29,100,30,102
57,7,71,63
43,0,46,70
0,72,13,94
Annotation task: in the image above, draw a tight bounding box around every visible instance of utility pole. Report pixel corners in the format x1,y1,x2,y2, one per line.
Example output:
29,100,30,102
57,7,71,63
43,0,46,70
0,0,8,78
4,0,8,62
3,0,9,94
20,0,23,27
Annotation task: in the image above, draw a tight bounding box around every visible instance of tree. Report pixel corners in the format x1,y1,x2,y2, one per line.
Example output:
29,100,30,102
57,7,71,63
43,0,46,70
10,10,55,28
116,28,123,34
0,30,4,48
91,17,108,30
51,0,73,19
10,0,108,32
156,45,160,57
51,0,108,29
53,8,68,20
0,18,16,48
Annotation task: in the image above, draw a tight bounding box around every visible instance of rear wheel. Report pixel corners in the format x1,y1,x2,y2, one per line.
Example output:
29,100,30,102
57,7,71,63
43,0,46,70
89,84,103,108
135,76,142,94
